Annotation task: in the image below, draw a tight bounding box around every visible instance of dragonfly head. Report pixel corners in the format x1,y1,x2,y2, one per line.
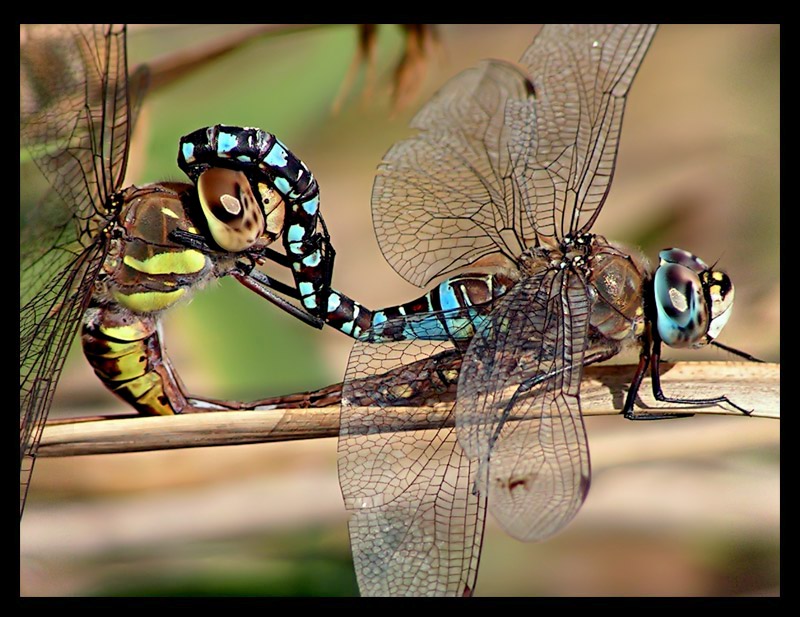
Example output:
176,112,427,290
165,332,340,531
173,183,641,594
653,248,735,349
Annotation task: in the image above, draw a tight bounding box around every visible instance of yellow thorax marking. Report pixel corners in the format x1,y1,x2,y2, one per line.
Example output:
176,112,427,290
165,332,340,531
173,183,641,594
123,250,206,275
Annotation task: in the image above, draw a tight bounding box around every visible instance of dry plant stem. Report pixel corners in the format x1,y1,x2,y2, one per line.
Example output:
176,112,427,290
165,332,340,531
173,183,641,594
38,362,779,458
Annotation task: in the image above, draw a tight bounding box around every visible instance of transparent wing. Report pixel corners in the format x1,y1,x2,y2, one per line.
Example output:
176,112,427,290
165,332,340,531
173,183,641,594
20,24,131,517
456,268,600,541
21,24,131,221
371,25,656,287
516,24,657,240
372,59,537,287
339,312,488,597
19,244,104,515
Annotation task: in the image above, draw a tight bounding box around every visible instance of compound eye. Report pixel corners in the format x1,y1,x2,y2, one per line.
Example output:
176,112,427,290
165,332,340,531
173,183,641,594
659,248,710,274
654,262,709,348
197,167,265,251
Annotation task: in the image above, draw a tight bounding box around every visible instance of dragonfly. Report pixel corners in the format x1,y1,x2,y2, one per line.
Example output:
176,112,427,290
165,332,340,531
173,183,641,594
19,24,370,518
329,24,765,597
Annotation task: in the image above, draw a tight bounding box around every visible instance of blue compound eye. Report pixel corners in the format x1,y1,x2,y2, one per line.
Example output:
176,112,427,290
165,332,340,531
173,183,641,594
654,262,709,348
654,249,735,348
658,248,709,273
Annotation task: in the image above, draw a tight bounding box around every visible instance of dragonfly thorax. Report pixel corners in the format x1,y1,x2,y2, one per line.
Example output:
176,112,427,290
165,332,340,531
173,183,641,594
585,236,649,344
518,233,597,275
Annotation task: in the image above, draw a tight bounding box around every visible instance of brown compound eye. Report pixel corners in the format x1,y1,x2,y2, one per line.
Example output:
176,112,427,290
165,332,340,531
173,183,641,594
197,167,265,251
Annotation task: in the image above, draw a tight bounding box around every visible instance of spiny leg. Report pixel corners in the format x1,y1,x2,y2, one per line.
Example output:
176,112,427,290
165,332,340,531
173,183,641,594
648,337,753,416
622,335,751,420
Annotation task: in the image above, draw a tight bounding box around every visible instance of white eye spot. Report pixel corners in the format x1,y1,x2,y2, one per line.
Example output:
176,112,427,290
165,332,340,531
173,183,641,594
219,194,242,215
668,287,688,312
592,40,600,48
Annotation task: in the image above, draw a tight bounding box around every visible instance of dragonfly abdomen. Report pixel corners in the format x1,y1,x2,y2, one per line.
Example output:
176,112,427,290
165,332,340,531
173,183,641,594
178,125,331,316
359,272,516,342
176,126,518,346
82,305,188,415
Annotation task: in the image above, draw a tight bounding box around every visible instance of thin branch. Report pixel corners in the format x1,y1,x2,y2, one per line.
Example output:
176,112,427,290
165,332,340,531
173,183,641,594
37,361,779,458
130,24,439,112
131,25,317,93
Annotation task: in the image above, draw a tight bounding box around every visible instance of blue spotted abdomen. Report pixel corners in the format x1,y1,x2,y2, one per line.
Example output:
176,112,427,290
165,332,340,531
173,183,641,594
179,125,317,202
357,272,516,343
177,126,516,346
179,125,328,314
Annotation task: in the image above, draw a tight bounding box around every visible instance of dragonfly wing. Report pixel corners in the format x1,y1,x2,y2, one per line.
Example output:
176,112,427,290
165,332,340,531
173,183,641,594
127,62,152,133
20,24,131,517
340,312,489,596
21,24,132,217
515,24,657,240
371,25,657,290
19,242,105,515
372,59,539,287
456,269,598,541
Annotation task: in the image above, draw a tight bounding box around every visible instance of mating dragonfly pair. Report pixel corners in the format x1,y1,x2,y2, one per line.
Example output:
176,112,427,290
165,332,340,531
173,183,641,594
20,24,758,596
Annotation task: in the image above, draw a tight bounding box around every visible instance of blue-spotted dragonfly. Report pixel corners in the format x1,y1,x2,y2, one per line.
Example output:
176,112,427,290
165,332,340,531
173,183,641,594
327,24,773,597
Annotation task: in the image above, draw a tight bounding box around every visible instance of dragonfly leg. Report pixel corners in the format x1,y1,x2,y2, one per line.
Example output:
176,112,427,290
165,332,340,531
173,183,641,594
648,337,752,416
622,337,694,421
232,261,324,330
623,335,751,420
315,213,336,295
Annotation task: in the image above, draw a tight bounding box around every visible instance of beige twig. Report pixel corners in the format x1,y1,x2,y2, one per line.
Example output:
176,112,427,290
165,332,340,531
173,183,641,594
36,362,779,458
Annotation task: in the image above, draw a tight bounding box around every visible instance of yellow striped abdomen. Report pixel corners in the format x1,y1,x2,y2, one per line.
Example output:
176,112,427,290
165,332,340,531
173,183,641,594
81,306,189,415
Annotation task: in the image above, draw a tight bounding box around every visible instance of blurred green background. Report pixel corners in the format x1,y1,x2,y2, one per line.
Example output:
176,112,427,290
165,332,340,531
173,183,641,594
20,24,779,597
